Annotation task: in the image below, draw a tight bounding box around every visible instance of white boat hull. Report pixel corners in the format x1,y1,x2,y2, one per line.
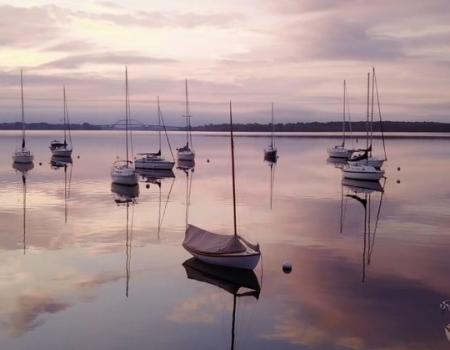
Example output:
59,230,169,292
188,250,261,270
135,159,174,170
177,150,195,161
52,148,72,157
349,157,384,169
342,165,384,181
327,146,353,159
12,152,34,164
111,165,138,186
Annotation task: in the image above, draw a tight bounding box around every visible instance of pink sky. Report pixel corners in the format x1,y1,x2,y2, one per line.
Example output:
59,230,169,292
0,0,449,125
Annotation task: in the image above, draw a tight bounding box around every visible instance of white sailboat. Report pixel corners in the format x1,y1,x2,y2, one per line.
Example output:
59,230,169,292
111,67,138,186
183,102,261,270
50,87,73,157
343,72,384,181
12,70,34,164
264,103,278,161
135,97,175,171
177,80,195,162
327,80,354,159
349,67,387,168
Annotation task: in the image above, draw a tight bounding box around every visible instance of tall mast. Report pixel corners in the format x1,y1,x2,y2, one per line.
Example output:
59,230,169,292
20,69,25,150
270,102,275,147
157,96,162,153
229,101,237,237
370,67,375,156
342,80,346,147
185,79,190,146
63,87,67,146
125,67,129,163
366,72,370,150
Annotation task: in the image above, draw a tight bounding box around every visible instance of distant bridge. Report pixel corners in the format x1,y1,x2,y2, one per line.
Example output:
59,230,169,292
101,118,183,131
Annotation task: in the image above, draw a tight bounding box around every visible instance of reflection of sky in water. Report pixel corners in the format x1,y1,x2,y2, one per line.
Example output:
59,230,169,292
0,131,449,349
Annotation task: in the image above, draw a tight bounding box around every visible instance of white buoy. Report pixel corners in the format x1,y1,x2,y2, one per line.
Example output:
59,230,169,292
282,261,292,273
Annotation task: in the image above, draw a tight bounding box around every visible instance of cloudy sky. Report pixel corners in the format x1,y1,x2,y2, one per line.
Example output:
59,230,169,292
0,0,449,125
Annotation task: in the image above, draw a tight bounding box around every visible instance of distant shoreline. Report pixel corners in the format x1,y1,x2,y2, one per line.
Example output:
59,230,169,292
1,121,450,133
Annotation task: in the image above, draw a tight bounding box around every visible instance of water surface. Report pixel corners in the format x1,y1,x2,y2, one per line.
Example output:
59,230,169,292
1,131,449,350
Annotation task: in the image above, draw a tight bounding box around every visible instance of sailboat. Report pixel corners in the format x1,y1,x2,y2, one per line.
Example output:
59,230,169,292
135,97,175,170
340,178,385,282
177,80,195,162
264,103,278,161
348,67,387,168
327,80,354,159
111,67,138,186
182,258,260,350
183,102,261,270
50,87,73,157
12,70,34,164
13,162,33,254
342,72,384,181
111,182,139,298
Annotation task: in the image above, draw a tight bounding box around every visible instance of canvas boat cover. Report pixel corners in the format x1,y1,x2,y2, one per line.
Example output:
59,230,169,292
183,225,247,254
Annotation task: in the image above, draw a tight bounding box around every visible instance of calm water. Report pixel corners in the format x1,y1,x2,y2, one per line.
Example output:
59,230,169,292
1,130,449,350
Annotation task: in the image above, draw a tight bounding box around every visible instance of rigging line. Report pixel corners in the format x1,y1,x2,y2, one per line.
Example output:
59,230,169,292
374,72,388,161
159,108,175,161
161,177,175,225
368,178,386,263
370,67,375,156
20,69,26,149
345,82,353,146
65,89,73,147
229,101,238,236
342,80,346,147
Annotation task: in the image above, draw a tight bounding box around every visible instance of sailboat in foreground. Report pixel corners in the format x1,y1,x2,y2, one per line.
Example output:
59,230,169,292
177,80,195,162
50,87,73,157
264,103,278,161
183,102,261,270
327,80,354,159
12,70,34,164
111,67,138,186
135,97,175,170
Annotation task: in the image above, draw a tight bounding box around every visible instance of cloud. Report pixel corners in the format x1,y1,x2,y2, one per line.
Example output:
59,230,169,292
43,40,99,53
75,10,244,29
8,294,71,337
0,5,67,48
38,52,177,69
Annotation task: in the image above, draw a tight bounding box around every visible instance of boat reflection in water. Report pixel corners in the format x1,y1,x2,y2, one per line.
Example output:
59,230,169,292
182,258,261,350
340,177,386,282
137,168,175,240
111,182,139,297
51,155,73,223
265,159,276,210
177,159,195,172
13,162,34,254
326,156,348,169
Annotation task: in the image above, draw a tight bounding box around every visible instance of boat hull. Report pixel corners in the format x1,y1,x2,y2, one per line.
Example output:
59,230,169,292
111,166,138,186
177,150,195,161
135,159,174,170
342,165,384,181
12,153,34,164
264,149,277,162
349,157,384,169
446,324,450,342
327,146,353,159
186,249,261,270
51,148,72,157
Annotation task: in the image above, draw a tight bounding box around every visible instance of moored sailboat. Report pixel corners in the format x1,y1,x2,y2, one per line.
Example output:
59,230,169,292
327,80,354,159
50,87,73,157
182,102,261,270
135,97,175,170
264,103,278,161
111,67,138,186
177,80,195,162
12,70,34,164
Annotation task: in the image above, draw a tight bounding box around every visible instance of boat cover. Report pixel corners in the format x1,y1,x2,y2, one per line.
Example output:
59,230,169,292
183,225,246,254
